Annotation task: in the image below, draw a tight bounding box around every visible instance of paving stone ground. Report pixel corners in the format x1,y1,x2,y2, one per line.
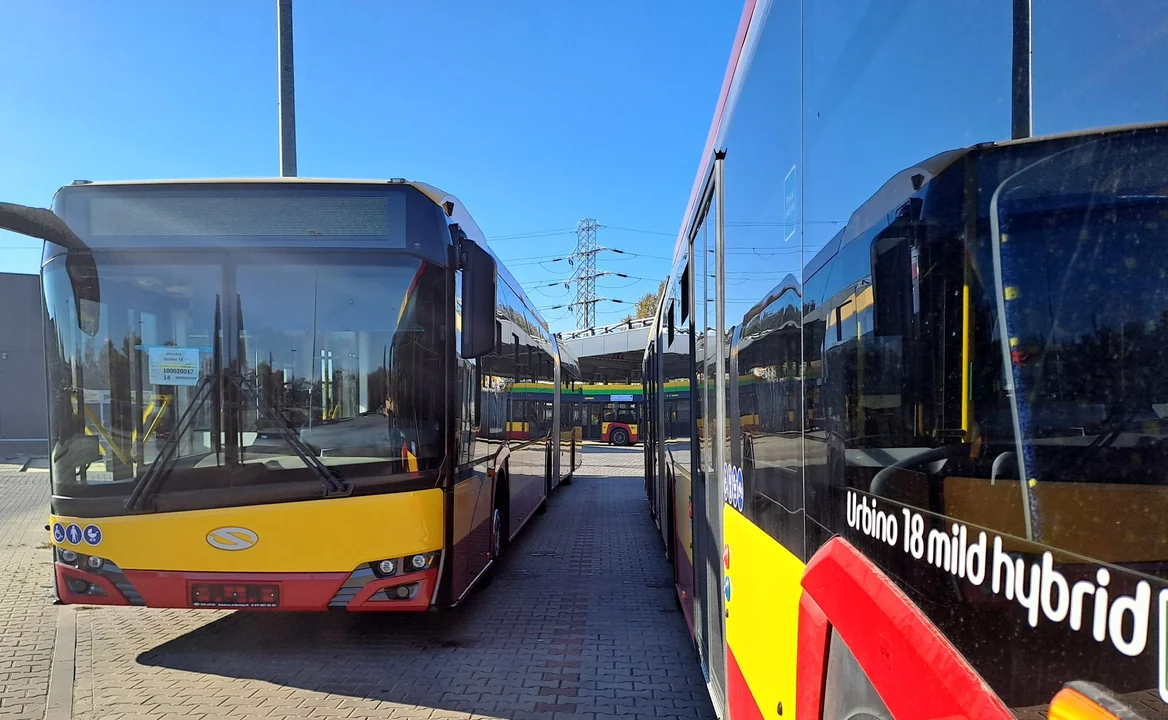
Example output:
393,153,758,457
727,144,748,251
0,466,56,720
0,446,714,720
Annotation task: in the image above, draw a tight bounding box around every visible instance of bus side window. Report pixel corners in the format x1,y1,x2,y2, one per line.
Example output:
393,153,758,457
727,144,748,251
737,287,804,559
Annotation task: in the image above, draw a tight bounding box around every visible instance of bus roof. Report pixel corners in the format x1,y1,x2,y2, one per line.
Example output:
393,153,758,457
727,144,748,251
56,177,550,335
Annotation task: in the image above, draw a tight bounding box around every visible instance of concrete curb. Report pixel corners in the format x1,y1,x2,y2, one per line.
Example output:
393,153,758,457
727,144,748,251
45,606,75,720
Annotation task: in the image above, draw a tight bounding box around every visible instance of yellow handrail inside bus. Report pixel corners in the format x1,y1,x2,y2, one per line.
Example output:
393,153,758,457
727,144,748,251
134,394,172,445
84,394,173,464
83,406,128,463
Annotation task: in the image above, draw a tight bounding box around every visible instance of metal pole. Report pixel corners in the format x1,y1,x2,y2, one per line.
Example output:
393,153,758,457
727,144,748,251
1011,0,1032,140
277,0,298,176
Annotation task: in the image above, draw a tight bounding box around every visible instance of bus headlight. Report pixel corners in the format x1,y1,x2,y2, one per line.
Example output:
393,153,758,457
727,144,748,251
59,548,78,563
86,556,104,570
377,559,396,576
410,554,428,570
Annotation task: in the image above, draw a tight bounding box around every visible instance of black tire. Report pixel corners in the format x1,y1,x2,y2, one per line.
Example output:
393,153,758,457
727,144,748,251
491,506,505,561
492,470,509,561
611,428,629,446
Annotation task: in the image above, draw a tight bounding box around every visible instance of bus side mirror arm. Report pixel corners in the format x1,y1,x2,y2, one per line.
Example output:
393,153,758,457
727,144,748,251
0,202,100,336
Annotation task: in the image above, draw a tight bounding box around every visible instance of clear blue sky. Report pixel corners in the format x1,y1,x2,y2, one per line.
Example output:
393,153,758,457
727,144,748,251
0,2,741,332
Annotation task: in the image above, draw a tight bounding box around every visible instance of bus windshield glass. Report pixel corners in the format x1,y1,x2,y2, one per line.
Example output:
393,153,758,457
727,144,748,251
43,248,448,504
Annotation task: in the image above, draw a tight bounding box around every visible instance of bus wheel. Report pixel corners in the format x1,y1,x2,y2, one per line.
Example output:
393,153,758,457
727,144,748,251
492,508,504,560
611,428,629,446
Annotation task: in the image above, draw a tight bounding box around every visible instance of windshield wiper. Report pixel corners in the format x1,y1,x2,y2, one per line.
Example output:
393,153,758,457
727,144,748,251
125,372,218,511
1076,404,1143,465
232,293,350,498
230,370,352,498
126,294,352,512
124,368,352,510
126,293,227,511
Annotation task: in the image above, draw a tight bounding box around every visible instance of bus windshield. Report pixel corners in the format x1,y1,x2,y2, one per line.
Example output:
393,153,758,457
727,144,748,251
981,128,1168,552
43,249,447,504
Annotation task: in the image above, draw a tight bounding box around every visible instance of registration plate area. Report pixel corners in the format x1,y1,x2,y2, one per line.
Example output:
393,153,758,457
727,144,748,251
190,582,280,608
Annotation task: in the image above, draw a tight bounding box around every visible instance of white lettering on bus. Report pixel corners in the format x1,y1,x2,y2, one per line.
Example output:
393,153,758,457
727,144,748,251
844,492,898,548
844,490,1157,661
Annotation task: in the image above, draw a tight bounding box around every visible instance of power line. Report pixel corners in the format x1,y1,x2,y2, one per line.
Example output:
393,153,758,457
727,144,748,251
488,228,576,241
608,248,673,261
601,225,677,237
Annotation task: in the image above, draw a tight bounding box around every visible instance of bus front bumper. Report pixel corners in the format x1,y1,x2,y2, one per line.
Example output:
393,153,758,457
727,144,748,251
54,560,439,612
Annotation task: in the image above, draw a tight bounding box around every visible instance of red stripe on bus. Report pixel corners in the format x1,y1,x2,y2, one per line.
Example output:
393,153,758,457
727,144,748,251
795,590,830,719
800,537,1011,720
727,645,766,720
56,564,131,606
124,569,348,610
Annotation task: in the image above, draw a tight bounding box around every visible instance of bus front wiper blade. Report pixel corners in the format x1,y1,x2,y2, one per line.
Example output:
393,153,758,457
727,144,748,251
125,373,218,511
231,372,352,498
231,292,349,498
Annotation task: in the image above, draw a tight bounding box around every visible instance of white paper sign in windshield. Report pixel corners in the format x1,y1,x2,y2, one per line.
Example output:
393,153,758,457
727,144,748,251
148,347,200,386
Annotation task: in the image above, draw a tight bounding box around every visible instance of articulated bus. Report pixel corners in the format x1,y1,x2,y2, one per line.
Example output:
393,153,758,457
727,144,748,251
1,178,576,612
581,384,642,446
507,368,583,485
580,382,692,446
644,1,1168,717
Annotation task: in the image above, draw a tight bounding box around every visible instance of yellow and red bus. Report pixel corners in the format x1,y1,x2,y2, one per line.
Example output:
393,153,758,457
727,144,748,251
2,178,577,612
643,1,1168,716
581,384,642,446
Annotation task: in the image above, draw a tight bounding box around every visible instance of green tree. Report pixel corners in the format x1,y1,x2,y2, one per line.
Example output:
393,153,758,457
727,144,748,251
622,279,667,322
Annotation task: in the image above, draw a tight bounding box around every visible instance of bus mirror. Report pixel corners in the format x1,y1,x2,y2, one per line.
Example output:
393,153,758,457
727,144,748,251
0,202,100,336
66,252,101,336
460,237,497,359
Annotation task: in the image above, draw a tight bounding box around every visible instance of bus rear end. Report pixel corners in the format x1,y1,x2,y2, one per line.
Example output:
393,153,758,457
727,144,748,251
43,180,462,611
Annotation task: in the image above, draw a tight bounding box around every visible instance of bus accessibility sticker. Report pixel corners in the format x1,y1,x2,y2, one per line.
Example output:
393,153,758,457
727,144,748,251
147,347,200,386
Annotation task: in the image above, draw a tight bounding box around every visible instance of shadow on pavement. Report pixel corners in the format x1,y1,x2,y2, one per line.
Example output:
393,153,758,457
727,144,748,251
134,449,712,719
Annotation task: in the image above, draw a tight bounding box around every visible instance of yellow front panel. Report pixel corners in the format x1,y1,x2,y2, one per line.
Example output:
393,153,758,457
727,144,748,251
51,489,444,573
724,508,804,718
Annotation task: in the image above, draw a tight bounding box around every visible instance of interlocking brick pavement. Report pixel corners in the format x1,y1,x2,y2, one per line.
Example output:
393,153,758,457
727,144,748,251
0,468,57,720
0,447,713,719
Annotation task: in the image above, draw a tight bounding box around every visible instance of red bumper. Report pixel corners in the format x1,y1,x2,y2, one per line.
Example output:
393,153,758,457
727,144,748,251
55,563,438,612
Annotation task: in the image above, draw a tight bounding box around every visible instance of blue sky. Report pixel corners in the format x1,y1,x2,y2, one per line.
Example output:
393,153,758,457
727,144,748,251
0,2,741,332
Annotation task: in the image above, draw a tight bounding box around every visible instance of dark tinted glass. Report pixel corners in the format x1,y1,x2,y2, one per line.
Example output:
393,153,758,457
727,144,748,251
43,252,446,502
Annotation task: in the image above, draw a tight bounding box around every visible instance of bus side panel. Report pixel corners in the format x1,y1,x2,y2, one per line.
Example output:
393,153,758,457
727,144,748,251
559,429,573,484
450,464,493,599
723,506,802,720
507,438,548,539
674,463,696,633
